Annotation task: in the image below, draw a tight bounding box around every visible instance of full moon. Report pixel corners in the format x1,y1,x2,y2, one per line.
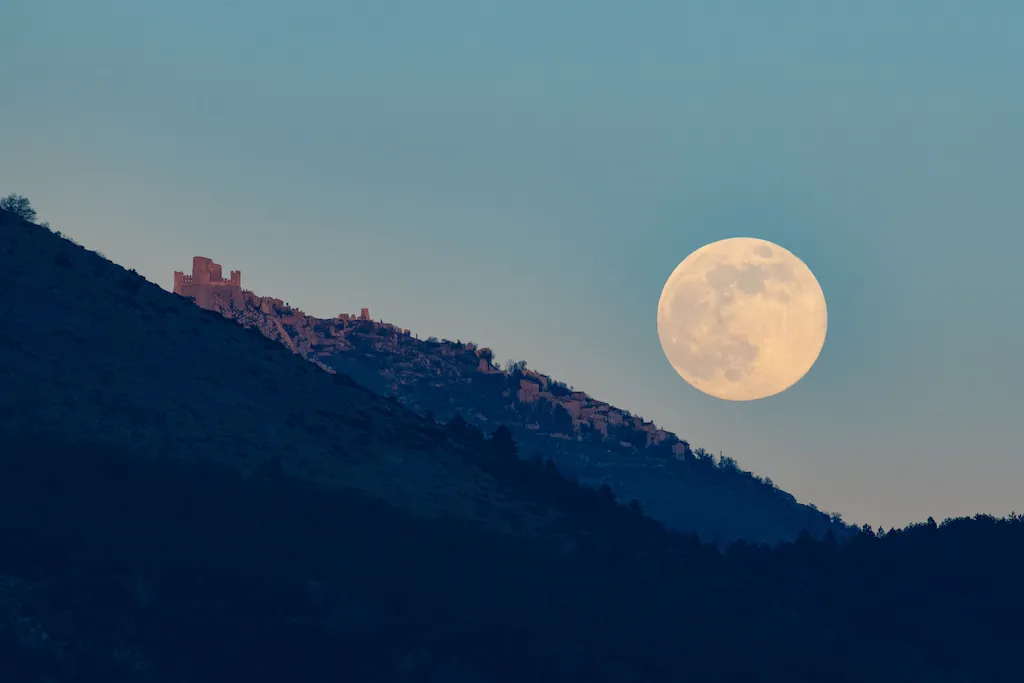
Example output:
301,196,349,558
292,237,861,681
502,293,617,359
657,237,827,401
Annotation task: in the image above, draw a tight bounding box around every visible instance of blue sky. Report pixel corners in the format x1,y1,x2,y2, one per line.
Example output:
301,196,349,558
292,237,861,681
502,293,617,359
3,0,1022,529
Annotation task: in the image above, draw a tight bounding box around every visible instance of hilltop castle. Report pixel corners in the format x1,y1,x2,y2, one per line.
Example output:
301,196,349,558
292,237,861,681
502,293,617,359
173,257,381,325
173,256,244,309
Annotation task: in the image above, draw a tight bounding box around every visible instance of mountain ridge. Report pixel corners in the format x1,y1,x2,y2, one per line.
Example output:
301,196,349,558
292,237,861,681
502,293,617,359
180,255,845,544
0,211,580,539
4,208,1023,683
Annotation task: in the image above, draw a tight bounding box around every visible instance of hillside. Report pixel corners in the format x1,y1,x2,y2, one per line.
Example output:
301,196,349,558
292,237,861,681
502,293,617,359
187,259,841,544
2,209,1024,682
0,235,579,537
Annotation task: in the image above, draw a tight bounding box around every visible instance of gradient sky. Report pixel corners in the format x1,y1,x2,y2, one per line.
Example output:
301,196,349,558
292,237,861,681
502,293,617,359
4,1,1022,530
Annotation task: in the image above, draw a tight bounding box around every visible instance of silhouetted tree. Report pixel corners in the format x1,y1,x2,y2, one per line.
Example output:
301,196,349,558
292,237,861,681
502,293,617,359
693,447,716,467
0,193,37,222
547,404,574,434
626,428,647,449
548,380,572,397
505,359,527,377
445,413,469,439
489,425,518,461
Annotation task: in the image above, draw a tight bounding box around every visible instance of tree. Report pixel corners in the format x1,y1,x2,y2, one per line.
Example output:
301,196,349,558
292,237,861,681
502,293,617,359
444,414,468,439
0,193,37,222
488,425,518,461
626,428,648,449
547,404,574,434
505,359,527,377
548,380,571,397
693,447,716,467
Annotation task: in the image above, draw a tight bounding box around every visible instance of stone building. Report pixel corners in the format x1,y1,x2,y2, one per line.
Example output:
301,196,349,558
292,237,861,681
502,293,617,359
173,256,244,309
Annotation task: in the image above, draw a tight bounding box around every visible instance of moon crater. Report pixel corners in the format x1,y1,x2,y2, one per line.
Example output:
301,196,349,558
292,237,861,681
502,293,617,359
657,237,827,401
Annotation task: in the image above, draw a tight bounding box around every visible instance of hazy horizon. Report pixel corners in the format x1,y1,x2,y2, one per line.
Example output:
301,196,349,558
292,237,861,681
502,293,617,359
3,1,1021,529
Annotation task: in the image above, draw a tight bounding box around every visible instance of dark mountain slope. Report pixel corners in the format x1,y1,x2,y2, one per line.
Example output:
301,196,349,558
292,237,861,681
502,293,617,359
0,210,562,534
0,209,851,680
2,209,1022,682
197,268,843,544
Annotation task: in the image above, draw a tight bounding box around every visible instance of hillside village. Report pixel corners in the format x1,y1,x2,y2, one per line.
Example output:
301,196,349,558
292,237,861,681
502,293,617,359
177,256,838,543
181,257,709,460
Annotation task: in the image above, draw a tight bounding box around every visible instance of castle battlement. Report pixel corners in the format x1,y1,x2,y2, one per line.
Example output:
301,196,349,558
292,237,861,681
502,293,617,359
173,256,243,310
336,307,373,322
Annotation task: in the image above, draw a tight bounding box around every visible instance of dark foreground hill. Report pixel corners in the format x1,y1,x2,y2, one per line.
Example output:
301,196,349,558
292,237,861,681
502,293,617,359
2,209,1023,682
186,257,842,545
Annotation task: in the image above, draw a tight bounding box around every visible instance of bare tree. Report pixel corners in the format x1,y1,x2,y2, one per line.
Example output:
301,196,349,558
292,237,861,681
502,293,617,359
0,193,37,222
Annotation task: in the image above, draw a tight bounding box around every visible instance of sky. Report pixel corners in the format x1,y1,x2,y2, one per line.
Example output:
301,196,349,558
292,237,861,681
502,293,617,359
3,0,1022,530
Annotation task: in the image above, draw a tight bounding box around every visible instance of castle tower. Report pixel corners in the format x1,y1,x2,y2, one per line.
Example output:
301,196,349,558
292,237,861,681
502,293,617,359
174,256,243,310
192,256,215,283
